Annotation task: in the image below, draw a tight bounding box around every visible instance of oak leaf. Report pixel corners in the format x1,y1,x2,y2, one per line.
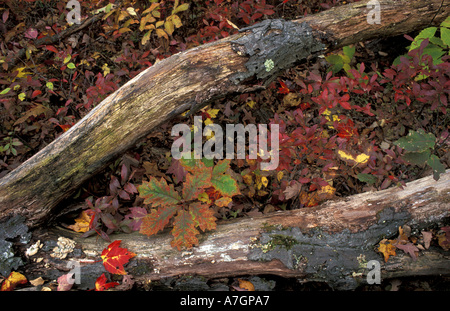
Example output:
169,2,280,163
378,239,397,262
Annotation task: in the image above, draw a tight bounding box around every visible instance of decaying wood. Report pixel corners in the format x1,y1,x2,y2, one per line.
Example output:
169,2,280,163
0,0,449,228
27,170,449,290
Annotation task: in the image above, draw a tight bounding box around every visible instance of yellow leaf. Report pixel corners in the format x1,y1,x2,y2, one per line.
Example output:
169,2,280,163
378,239,397,262
337,150,369,166
156,28,168,40
261,176,269,188
102,63,110,76
141,30,152,45
206,108,220,118
63,55,71,64
246,100,256,108
277,171,284,182
1,272,27,291
198,192,211,204
164,19,174,35
243,173,253,185
68,211,92,233
215,196,232,207
18,92,26,101
204,118,213,126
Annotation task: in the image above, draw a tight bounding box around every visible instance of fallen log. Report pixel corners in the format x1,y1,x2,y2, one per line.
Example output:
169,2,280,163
1,0,449,227
24,170,449,290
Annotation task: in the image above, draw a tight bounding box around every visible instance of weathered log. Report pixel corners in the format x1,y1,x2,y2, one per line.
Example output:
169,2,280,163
26,170,449,290
0,0,448,228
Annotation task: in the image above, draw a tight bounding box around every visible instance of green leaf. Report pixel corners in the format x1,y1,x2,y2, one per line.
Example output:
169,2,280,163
440,16,450,28
409,27,437,51
403,150,431,165
0,88,11,95
441,26,450,47
394,129,435,153
343,45,355,60
211,160,240,196
427,154,446,181
357,173,377,185
46,82,54,90
67,62,76,69
138,176,181,206
139,205,178,236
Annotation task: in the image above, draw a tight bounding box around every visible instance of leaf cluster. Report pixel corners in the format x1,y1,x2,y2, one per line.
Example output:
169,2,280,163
138,158,240,249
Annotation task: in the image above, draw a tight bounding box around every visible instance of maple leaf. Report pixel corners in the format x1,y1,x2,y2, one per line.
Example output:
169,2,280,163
394,242,419,260
138,176,181,206
101,240,136,275
278,80,290,94
171,210,200,250
139,205,178,236
378,239,397,262
94,273,119,291
0,271,27,291
189,202,217,232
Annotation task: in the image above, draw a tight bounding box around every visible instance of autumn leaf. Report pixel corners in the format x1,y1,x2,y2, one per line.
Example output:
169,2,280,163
211,159,240,197
278,80,290,94
138,176,181,206
139,205,178,236
101,240,136,275
68,210,92,233
189,202,217,232
1,271,27,291
237,278,255,291
394,242,419,260
378,239,397,262
283,181,302,200
171,210,200,250
57,273,75,291
182,166,212,200
94,273,119,291
337,149,370,166
125,207,148,231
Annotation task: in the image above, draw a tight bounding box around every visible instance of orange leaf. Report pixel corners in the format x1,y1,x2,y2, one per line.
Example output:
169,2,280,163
94,273,119,291
101,240,136,275
1,271,27,291
377,239,397,262
68,210,92,233
237,279,255,291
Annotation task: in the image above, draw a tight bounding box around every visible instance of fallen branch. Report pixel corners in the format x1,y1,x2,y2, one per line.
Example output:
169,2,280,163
0,0,448,228
27,170,449,290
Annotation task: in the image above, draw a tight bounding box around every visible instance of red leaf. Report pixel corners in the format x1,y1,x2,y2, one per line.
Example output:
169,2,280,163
101,240,136,275
94,273,119,291
44,45,58,53
278,80,290,94
31,90,42,98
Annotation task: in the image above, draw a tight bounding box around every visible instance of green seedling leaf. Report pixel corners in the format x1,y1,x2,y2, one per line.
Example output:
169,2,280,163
211,159,240,197
394,129,435,153
0,88,11,95
427,154,446,181
409,27,437,51
182,167,212,200
189,202,217,232
357,173,377,185
440,26,450,47
403,149,431,165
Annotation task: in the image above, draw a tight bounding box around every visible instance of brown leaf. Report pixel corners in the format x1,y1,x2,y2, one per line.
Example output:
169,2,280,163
237,279,255,291
283,181,301,200
421,230,432,249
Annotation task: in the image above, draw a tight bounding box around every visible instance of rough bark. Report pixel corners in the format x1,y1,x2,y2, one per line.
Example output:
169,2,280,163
0,0,448,227
24,170,449,290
